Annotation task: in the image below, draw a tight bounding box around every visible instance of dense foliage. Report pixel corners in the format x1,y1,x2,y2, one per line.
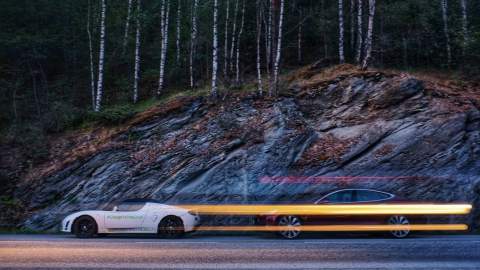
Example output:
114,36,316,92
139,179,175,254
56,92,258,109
1,0,480,160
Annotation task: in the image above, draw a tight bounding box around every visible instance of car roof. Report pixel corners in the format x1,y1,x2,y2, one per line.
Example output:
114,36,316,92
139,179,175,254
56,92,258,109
315,188,395,204
120,198,162,204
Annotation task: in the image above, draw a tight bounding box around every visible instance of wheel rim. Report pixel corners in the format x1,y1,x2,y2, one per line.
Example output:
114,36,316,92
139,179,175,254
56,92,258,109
78,219,95,236
388,215,410,238
278,216,301,239
161,218,182,237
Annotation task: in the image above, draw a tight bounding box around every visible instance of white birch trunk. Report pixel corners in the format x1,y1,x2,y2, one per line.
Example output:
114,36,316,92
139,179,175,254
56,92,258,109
441,0,452,68
460,0,469,56
235,0,245,84
223,0,230,79
189,0,199,89
94,0,106,112
211,0,219,97
338,0,345,63
122,0,133,56
266,0,272,96
355,0,363,64
87,0,96,110
361,0,375,69
176,0,181,65
229,0,239,73
256,0,263,96
272,0,284,96
158,0,171,95
133,0,141,103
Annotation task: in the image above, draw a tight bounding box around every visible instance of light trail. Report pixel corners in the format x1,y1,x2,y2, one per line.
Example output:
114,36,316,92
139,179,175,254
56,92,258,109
180,204,472,216
195,224,469,232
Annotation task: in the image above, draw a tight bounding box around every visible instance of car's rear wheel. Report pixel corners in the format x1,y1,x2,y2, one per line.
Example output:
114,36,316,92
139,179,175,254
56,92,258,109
388,215,410,238
277,215,302,239
73,216,97,238
158,216,184,238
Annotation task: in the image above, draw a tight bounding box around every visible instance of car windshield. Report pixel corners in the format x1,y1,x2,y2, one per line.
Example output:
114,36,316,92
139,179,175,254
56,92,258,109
321,190,355,203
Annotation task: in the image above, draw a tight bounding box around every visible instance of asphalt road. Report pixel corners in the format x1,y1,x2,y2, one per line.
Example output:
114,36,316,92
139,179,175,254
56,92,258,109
1,233,480,269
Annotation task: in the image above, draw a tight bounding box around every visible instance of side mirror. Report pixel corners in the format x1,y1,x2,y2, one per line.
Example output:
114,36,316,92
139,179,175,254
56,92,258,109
113,206,118,212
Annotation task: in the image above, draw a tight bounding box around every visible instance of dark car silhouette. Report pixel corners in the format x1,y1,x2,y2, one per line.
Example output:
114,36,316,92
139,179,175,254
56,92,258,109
257,188,419,239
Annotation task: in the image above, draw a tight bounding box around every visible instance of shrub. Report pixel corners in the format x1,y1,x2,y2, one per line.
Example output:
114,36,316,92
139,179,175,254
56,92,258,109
86,104,136,125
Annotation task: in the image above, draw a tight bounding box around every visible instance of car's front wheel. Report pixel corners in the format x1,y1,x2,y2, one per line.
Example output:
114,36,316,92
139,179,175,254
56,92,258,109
73,216,98,238
277,215,302,239
388,215,410,238
158,216,184,238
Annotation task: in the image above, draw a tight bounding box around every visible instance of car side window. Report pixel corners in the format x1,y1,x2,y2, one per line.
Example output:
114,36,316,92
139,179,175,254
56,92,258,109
324,190,355,203
355,190,391,202
116,202,145,211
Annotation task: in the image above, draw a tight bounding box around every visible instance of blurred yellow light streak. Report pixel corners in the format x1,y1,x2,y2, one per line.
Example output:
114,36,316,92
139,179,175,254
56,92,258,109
180,204,472,215
195,224,469,232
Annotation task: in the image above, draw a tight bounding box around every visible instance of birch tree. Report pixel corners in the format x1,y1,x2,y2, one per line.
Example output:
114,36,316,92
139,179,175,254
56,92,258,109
189,0,199,89
235,0,245,85
268,0,276,96
87,0,96,110
265,0,273,93
229,0,239,74
211,0,219,97
224,0,230,78
272,0,284,96
94,0,106,112
440,0,451,68
361,0,375,69
175,0,181,65
338,0,345,63
122,0,133,56
256,0,263,95
460,0,469,56
158,0,170,95
355,0,363,64
133,0,142,103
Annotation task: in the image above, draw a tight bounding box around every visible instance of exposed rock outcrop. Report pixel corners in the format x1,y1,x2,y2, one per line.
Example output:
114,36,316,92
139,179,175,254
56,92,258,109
12,65,480,230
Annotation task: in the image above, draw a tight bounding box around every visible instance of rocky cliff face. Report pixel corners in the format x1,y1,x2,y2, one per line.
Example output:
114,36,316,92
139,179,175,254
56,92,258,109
13,64,480,230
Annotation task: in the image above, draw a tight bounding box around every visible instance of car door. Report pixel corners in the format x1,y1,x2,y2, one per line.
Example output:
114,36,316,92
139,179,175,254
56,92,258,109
104,202,147,230
351,189,394,225
308,190,356,225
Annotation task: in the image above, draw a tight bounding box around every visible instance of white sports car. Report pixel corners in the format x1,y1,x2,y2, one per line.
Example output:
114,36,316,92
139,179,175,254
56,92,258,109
61,199,200,238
